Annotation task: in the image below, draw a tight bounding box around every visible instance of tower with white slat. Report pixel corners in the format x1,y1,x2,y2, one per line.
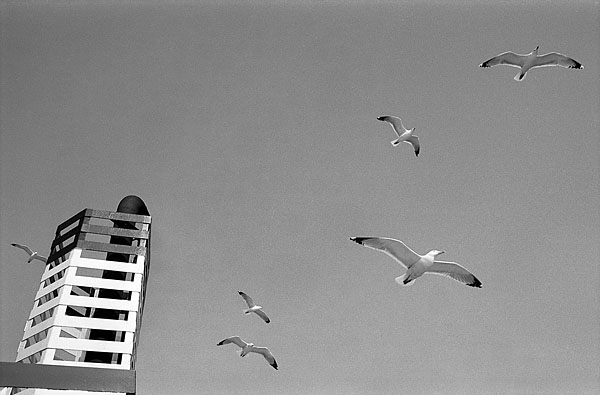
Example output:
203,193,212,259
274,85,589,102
2,197,151,395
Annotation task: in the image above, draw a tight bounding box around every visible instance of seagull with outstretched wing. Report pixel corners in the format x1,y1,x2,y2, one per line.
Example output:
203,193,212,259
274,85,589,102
377,116,420,157
350,237,481,288
217,336,278,370
11,243,47,263
480,46,583,81
238,291,270,323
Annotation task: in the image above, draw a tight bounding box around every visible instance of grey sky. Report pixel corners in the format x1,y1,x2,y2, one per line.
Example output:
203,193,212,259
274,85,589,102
1,1,598,394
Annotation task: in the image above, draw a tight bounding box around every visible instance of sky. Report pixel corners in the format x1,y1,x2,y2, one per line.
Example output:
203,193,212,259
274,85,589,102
0,1,598,394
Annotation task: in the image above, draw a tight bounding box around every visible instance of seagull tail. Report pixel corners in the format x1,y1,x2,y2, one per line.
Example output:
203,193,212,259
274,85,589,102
391,139,401,147
243,309,251,315
395,274,414,287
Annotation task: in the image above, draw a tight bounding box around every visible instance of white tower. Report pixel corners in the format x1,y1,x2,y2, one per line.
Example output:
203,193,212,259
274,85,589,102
2,198,150,395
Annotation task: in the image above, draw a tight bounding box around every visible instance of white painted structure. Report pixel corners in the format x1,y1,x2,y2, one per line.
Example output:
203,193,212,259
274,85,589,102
2,208,151,395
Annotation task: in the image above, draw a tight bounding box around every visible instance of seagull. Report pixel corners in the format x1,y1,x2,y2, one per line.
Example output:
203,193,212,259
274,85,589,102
350,237,482,288
377,116,420,157
217,336,278,370
10,243,47,263
479,46,583,81
238,291,270,324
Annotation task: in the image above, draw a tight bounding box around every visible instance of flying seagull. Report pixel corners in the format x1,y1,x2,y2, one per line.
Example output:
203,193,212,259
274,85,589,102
217,336,278,370
350,237,482,288
238,291,270,324
10,243,47,263
377,116,420,157
479,46,583,81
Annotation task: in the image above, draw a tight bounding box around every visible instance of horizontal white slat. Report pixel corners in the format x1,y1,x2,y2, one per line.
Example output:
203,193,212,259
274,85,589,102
22,320,54,343
47,337,133,354
15,339,49,361
62,294,138,311
44,359,131,370
64,275,142,292
53,315,137,332
34,275,67,301
28,296,62,320
70,256,145,274
33,281,63,303
40,258,71,281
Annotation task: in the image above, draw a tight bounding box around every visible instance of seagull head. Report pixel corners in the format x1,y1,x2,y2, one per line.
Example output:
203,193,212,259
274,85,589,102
431,250,445,257
534,45,539,52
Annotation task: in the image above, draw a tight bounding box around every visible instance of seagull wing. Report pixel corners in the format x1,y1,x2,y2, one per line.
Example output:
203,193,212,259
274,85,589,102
250,346,278,370
406,135,420,157
426,260,482,288
254,309,271,324
238,291,255,308
532,53,583,69
217,336,249,349
32,254,48,263
479,52,526,68
11,243,34,255
350,237,421,269
377,115,406,136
